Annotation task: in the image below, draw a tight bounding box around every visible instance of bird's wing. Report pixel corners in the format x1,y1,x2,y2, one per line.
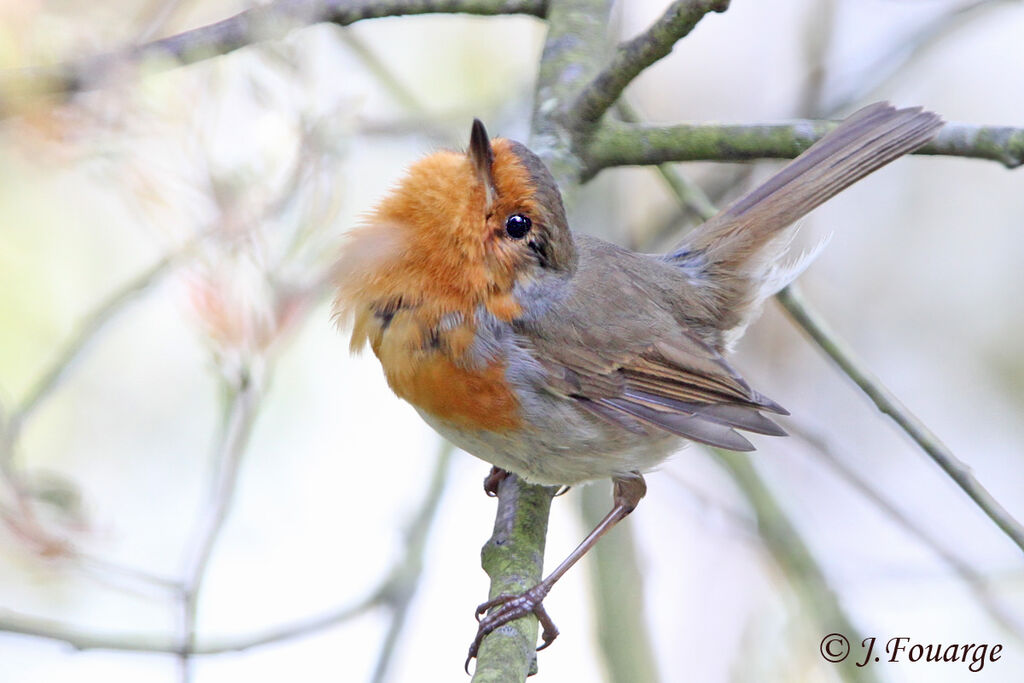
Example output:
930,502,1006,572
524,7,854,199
529,327,787,452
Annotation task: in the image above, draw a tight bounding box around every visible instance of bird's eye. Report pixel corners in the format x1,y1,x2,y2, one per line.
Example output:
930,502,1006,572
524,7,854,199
505,214,532,239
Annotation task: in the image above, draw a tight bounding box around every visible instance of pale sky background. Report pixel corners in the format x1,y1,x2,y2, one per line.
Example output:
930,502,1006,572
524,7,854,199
1,1,1023,682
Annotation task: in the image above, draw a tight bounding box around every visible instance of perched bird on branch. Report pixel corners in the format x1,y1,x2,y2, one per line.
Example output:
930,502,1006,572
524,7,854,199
334,101,943,666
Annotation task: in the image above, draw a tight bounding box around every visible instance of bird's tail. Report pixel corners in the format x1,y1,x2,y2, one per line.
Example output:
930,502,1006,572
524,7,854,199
669,102,942,346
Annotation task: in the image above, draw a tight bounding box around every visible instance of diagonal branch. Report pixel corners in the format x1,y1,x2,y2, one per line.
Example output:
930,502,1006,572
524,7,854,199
631,127,1024,556
569,0,729,127
582,119,1024,179
633,116,1024,625
1,0,547,113
789,420,1024,642
776,285,1024,556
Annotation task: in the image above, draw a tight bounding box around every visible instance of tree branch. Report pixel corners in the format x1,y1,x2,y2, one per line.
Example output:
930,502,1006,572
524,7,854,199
471,474,558,682
529,0,615,190
0,237,205,558
570,0,729,127
616,100,717,222
1,0,547,112
633,115,1024,636
776,285,1024,556
178,366,263,681
630,129,1024,556
582,119,1024,179
469,2,617,679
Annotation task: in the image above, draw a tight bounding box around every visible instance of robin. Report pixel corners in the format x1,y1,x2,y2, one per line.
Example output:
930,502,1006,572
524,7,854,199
333,102,942,665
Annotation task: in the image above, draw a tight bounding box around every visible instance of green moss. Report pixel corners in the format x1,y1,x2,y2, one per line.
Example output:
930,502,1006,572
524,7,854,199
473,478,556,683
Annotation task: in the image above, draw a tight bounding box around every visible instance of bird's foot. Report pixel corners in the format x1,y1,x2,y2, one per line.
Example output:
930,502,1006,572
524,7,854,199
464,584,559,672
482,466,508,497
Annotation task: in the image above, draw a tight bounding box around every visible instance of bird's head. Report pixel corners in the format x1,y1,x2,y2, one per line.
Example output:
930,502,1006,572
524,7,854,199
335,120,576,353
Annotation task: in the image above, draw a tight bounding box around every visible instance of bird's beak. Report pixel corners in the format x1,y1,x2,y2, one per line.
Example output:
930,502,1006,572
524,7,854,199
469,118,497,210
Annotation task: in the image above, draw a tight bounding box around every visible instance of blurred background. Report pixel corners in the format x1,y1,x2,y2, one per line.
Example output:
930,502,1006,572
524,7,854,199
1,0,1022,681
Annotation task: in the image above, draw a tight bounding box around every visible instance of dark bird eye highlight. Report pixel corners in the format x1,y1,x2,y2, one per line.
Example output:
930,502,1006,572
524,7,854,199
505,214,532,239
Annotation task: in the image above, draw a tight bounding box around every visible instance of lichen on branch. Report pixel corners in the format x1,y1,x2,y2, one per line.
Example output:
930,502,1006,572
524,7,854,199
582,119,1024,179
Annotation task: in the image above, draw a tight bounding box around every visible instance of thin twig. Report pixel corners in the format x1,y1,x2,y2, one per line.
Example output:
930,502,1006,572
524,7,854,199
776,285,1024,555
178,367,263,682
1,0,547,114
630,104,1015,643
338,32,425,114
784,4,1024,638
0,238,205,557
636,128,1024,556
76,553,184,597
0,594,377,655
582,119,1024,179
570,0,729,127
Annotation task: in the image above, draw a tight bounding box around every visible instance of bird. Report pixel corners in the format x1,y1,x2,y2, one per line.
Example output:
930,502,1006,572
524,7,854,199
333,101,943,666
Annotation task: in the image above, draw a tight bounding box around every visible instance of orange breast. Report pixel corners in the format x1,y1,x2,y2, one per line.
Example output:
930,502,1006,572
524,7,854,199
383,351,521,432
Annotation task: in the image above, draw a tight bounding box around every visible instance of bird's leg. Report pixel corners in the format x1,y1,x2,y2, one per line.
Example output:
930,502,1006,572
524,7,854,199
482,466,508,497
466,473,647,669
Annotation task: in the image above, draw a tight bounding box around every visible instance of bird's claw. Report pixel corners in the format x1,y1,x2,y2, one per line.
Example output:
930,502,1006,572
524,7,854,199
474,592,515,622
464,585,559,674
482,467,508,497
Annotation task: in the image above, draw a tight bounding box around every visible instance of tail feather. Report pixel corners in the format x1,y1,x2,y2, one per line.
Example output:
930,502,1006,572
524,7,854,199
671,102,943,341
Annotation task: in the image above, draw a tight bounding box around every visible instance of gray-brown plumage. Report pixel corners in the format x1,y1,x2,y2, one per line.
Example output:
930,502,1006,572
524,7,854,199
335,102,944,659
337,102,943,482
481,103,940,466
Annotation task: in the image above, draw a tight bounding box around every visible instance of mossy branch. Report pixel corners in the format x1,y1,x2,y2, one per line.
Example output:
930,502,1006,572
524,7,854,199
529,0,616,190
471,2,615,678
776,285,1024,555
472,475,558,682
581,119,1024,179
